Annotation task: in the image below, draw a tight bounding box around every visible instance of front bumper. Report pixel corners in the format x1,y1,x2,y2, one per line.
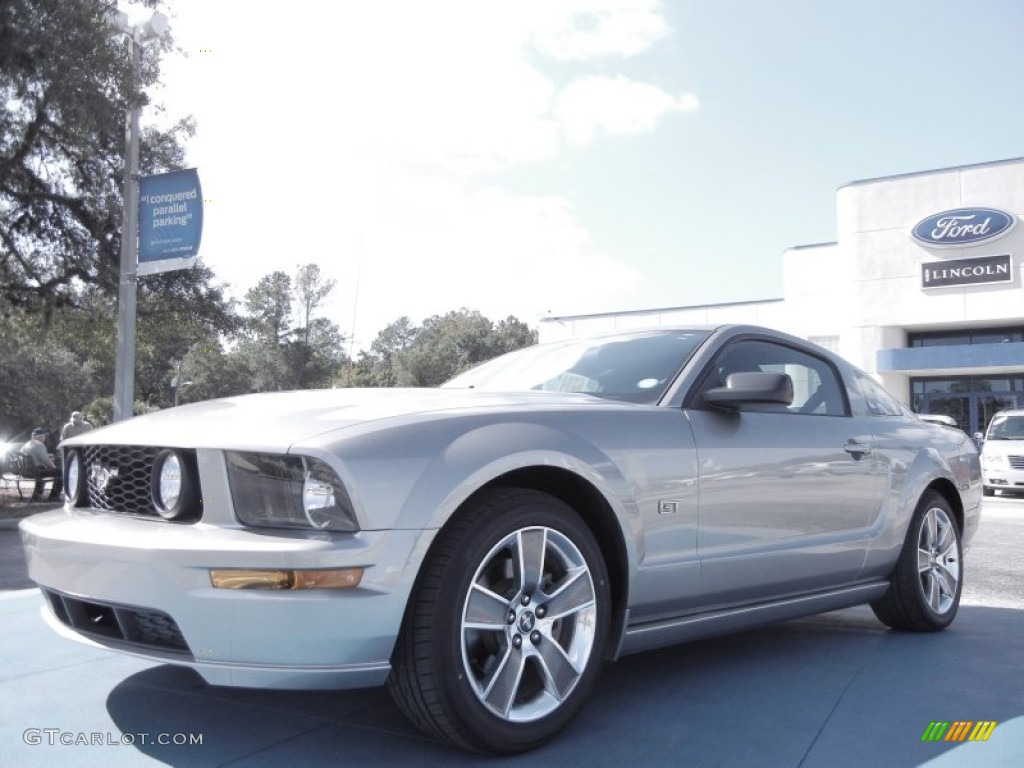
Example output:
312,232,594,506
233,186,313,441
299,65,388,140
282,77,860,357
19,507,435,690
982,465,1024,491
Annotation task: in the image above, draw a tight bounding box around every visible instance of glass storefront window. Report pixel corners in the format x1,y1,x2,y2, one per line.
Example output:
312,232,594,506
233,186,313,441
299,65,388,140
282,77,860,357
912,376,1024,394
912,375,1024,434
912,379,962,394
909,327,1024,347
910,335,965,347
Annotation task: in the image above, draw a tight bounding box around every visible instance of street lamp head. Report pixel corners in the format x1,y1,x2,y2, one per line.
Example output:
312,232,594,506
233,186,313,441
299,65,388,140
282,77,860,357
136,11,169,42
104,7,169,43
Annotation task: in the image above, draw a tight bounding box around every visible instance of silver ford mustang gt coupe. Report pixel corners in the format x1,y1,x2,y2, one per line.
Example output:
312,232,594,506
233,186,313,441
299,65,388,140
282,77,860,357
20,325,981,753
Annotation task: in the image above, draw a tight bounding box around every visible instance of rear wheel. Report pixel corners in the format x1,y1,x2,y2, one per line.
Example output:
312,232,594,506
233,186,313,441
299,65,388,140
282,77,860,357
870,491,962,631
388,488,611,753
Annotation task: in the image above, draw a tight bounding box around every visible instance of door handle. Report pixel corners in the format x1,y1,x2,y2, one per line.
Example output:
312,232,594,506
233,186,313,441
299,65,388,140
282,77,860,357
844,440,873,458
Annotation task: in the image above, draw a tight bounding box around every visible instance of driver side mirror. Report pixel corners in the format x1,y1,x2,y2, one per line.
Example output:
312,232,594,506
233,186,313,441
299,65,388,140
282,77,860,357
704,372,794,410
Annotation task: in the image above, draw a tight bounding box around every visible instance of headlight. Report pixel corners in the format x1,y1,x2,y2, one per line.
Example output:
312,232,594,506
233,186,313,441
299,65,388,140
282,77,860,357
64,449,85,505
152,449,202,521
225,451,359,531
981,453,1005,469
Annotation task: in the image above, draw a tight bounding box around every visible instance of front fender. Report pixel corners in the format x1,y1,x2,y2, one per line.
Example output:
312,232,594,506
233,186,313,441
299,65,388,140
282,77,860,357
402,421,637,533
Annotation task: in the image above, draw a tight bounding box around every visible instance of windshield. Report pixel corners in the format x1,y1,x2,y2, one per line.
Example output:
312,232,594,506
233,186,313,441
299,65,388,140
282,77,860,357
442,330,710,404
986,414,1024,440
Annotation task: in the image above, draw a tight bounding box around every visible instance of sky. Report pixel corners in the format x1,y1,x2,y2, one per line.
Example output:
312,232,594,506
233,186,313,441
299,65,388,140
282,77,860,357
130,0,1024,350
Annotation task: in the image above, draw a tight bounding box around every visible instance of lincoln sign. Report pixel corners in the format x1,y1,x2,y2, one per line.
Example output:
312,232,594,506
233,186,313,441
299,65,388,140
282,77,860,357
922,254,1012,289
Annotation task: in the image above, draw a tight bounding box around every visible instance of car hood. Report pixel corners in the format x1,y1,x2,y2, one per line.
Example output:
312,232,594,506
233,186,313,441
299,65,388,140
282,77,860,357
981,438,1024,457
62,388,627,452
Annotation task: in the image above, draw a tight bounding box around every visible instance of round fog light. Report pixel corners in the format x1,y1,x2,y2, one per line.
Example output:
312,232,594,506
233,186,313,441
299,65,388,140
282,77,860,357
152,449,200,520
161,453,182,506
65,450,84,505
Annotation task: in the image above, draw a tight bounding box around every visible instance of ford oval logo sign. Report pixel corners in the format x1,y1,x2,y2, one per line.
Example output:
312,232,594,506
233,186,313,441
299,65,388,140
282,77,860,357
912,207,1016,248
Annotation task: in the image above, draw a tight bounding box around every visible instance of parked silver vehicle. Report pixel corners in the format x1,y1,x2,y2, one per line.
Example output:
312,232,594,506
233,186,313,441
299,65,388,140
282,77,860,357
20,325,981,753
979,408,1024,495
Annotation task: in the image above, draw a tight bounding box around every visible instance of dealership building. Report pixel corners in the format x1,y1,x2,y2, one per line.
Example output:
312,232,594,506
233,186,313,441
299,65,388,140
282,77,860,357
539,156,1024,435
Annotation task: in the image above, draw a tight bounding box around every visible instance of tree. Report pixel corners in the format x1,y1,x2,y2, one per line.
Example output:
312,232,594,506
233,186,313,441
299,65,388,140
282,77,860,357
0,1,244,423
349,316,418,387
0,252,241,428
293,264,336,347
244,271,292,343
235,267,348,392
285,316,347,389
493,316,538,354
25,260,242,416
1,0,193,312
0,309,99,435
342,311,538,388
132,264,242,407
174,340,253,405
288,264,344,388
390,309,538,387
237,271,293,390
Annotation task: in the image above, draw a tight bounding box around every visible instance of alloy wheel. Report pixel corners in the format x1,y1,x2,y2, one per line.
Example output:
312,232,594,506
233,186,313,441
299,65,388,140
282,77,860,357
460,526,598,722
917,506,960,615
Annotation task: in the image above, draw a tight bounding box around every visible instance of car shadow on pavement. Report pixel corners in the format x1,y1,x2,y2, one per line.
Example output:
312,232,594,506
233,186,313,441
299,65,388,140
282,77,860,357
103,605,1024,767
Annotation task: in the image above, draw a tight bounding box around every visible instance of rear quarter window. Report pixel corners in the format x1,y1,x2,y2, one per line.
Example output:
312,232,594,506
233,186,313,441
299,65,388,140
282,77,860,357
853,372,905,417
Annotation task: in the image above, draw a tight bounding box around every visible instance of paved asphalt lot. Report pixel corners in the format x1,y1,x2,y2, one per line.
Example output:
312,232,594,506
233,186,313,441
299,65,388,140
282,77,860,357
1,497,1022,767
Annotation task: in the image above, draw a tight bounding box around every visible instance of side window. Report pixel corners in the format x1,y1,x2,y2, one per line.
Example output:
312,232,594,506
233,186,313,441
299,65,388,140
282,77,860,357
854,372,905,417
697,339,847,416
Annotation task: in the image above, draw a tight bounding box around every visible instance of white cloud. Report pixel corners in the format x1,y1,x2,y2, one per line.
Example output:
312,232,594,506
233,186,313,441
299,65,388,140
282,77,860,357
145,1,687,347
555,75,699,146
530,0,671,60
337,177,640,348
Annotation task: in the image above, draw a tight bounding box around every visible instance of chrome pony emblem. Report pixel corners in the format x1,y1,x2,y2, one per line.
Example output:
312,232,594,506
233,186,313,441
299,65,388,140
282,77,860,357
89,464,119,492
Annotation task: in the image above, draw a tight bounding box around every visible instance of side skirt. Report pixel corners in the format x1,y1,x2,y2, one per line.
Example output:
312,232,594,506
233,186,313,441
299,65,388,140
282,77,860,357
615,581,889,658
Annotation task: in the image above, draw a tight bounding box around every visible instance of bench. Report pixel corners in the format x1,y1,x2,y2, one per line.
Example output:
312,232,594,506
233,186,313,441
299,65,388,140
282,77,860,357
1,453,28,500
0,453,59,502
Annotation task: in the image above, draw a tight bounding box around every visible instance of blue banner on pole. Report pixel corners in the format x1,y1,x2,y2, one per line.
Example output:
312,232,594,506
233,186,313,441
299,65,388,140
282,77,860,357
138,168,203,275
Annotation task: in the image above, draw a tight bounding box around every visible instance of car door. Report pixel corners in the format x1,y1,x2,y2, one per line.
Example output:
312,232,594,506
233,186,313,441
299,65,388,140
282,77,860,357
684,337,884,605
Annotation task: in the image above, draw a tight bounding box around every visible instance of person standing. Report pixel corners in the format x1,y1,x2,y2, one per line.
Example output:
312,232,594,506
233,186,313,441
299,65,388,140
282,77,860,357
21,428,63,502
61,411,93,442
58,411,93,484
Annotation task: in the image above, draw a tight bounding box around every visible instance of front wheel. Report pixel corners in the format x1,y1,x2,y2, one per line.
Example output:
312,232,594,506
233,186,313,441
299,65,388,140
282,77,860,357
870,491,962,631
388,488,611,753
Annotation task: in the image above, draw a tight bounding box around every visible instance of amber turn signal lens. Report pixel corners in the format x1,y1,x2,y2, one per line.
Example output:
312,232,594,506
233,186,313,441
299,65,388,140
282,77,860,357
209,568,363,590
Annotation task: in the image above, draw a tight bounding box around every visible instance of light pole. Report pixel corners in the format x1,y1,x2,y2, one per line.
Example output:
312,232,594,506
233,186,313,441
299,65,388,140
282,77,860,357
171,361,193,407
110,8,169,422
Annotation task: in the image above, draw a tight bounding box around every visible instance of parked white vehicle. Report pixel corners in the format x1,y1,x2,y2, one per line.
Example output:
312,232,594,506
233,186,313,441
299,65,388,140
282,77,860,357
979,409,1024,496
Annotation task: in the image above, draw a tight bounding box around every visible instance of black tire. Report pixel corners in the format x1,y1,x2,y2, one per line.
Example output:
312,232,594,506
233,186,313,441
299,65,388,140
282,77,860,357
388,488,611,753
870,491,962,631
983,486,995,497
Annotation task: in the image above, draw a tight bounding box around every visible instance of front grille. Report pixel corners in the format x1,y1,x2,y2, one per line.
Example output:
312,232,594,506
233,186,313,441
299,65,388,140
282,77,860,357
1008,455,1024,470
42,588,191,656
79,445,159,516
74,445,200,519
